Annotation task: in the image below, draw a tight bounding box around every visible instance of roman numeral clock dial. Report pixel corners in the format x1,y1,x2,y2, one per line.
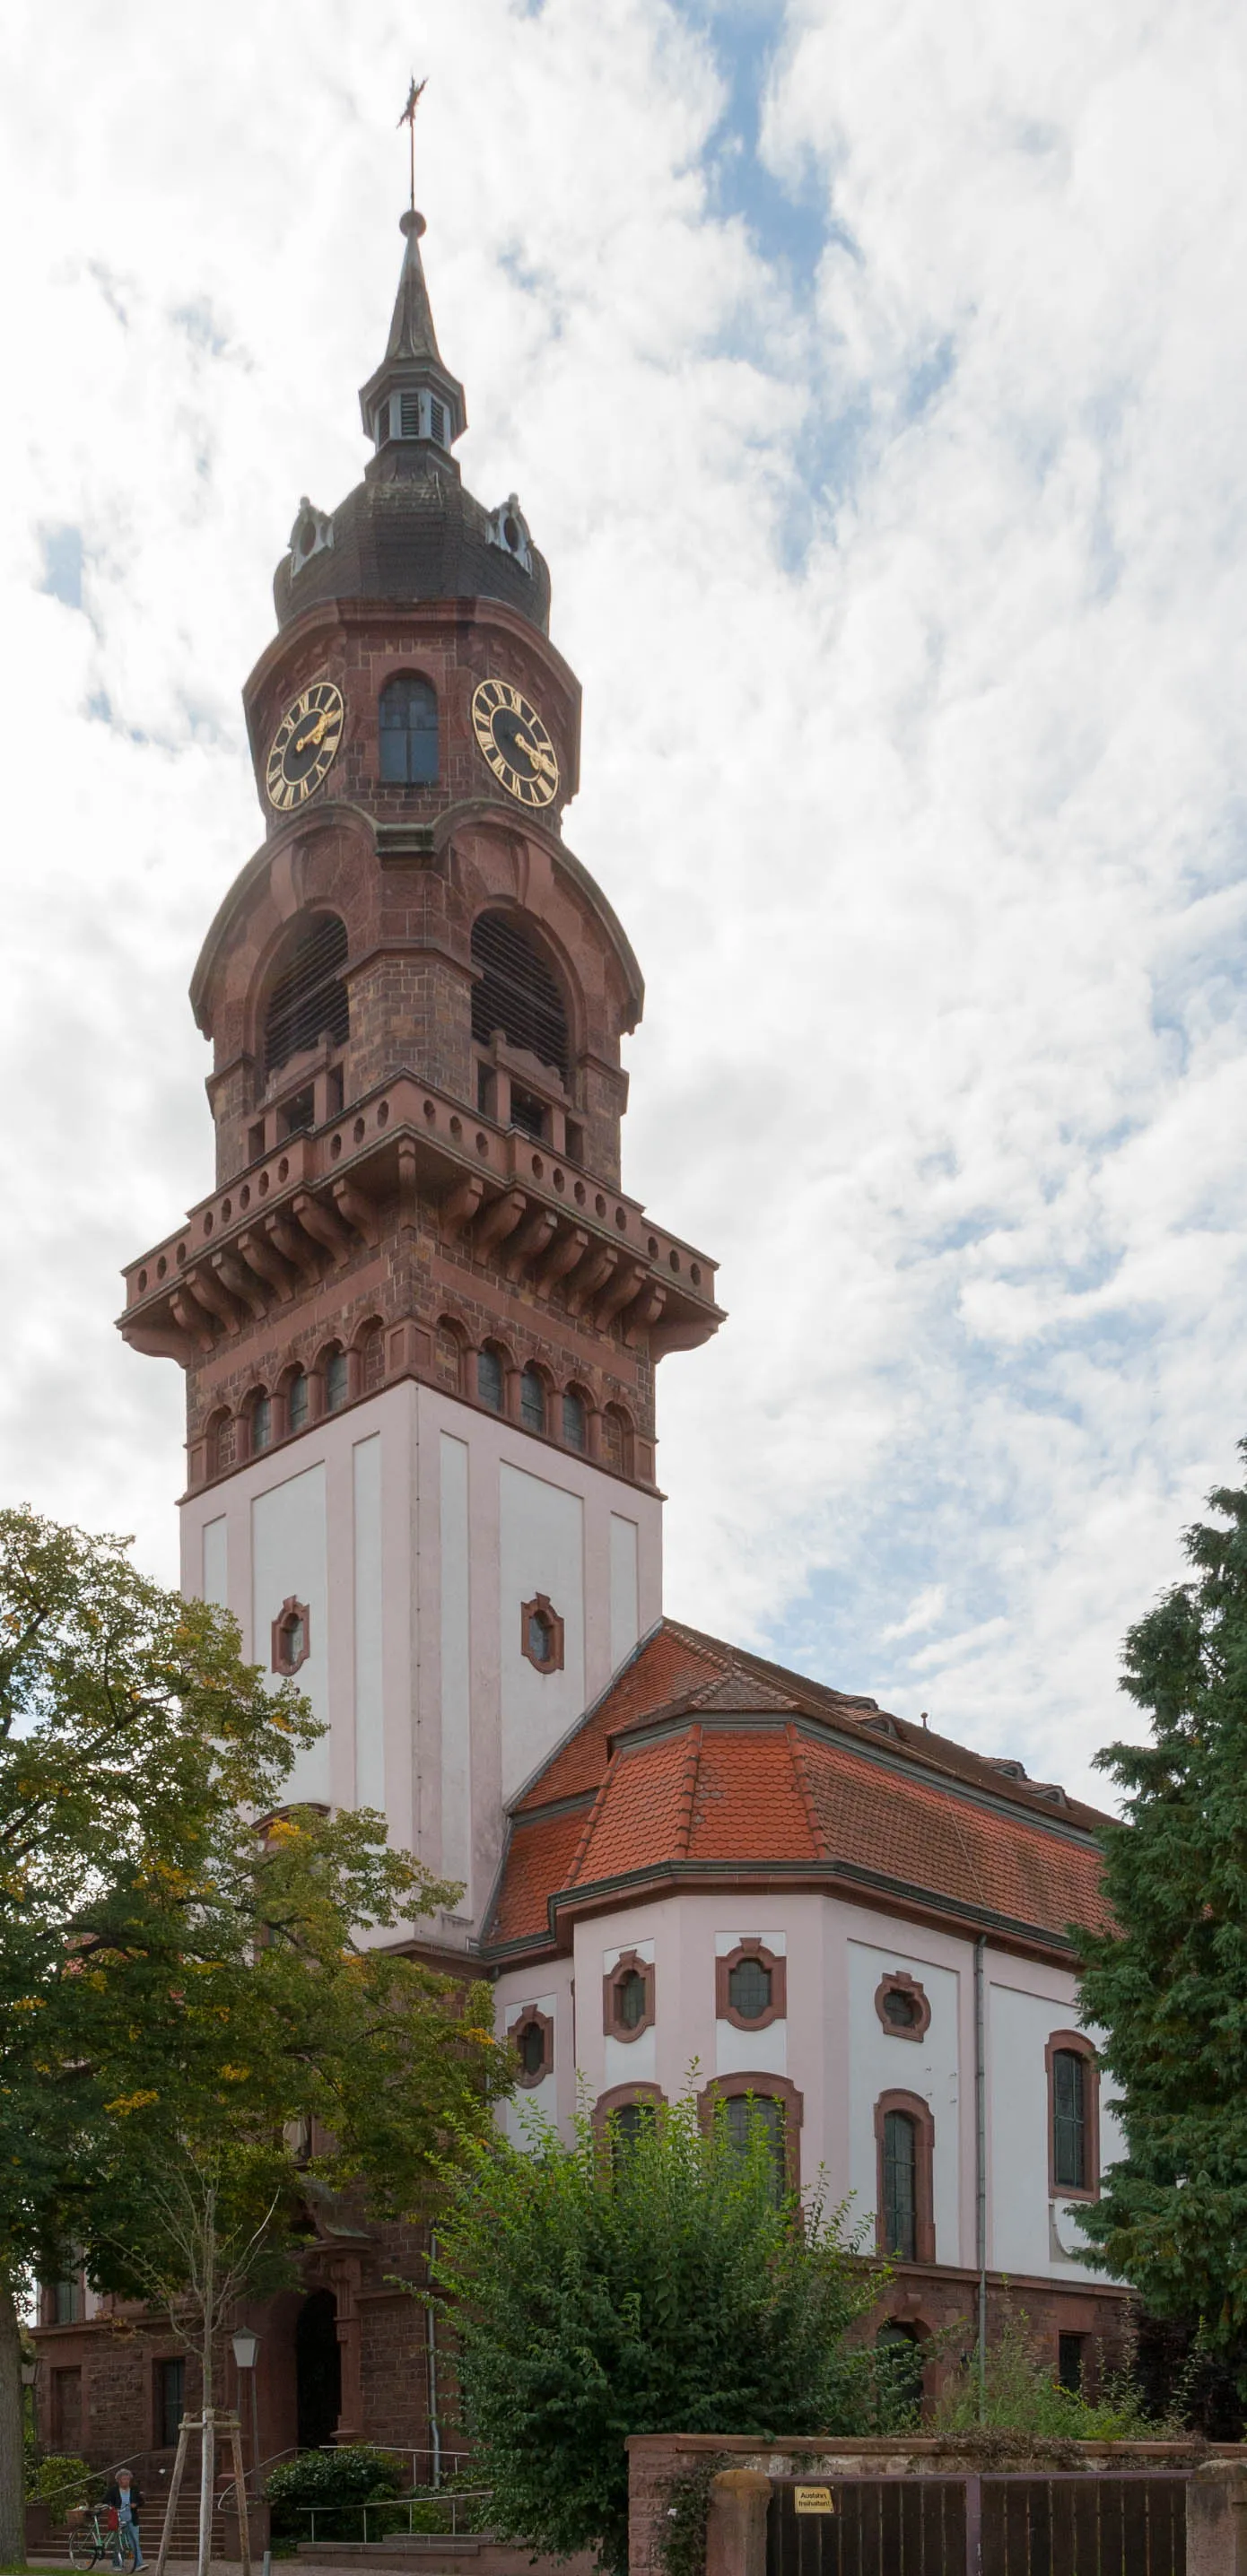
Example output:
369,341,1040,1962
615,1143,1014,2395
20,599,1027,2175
471,677,560,808
265,680,345,812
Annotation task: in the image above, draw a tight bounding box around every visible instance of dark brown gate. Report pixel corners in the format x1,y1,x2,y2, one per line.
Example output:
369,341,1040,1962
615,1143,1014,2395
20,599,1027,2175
766,2471,1188,2576
767,2477,967,2575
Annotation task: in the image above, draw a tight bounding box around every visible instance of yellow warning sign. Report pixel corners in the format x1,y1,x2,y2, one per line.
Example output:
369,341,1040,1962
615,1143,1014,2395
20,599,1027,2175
793,2488,834,2515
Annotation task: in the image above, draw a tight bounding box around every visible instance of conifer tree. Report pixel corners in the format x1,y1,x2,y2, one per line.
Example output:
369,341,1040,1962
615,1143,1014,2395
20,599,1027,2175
1078,1445,1247,2369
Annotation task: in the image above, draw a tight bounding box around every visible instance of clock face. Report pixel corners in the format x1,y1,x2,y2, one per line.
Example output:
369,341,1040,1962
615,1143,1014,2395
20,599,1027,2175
471,677,560,808
265,680,345,812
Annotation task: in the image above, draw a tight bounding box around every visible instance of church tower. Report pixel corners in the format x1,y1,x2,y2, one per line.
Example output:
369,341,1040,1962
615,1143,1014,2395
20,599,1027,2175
119,198,723,1949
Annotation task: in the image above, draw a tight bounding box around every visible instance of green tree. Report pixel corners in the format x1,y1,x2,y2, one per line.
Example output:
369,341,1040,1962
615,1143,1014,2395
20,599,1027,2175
0,1506,508,2569
1077,1445,1247,2372
430,2087,888,2575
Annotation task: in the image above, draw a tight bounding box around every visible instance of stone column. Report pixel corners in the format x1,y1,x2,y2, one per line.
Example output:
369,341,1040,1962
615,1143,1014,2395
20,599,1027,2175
1189,2464,1247,2576
705,2470,772,2576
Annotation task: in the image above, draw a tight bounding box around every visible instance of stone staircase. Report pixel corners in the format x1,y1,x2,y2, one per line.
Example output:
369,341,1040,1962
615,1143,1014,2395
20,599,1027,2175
30,2497,234,2566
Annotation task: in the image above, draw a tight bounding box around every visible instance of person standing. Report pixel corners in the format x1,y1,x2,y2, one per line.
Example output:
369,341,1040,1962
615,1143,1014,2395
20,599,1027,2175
103,2470,144,2571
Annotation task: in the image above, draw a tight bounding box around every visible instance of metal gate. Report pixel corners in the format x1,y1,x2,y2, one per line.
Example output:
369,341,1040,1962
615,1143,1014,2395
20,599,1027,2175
766,2470,1188,2576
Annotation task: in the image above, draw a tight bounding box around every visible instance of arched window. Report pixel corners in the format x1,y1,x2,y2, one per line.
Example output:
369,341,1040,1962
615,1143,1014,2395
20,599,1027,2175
601,1405,632,1475
470,912,569,1081
477,1346,504,1412
361,1323,385,1393
723,2094,787,2200
875,2090,936,2261
251,1393,273,1455
435,1321,464,1391
264,913,349,1077
379,675,439,786
287,1370,309,1434
519,1365,546,1434
325,1348,349,1412
212,1412,235,1475
562,1389,587,1451
1047,2033,1099,2197
882,2111,917,2258
604,1952,655,2041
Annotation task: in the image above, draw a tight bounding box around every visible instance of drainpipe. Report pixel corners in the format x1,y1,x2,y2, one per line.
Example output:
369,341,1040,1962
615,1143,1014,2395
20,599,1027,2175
974,1935,988,2423
426,2233,441,2489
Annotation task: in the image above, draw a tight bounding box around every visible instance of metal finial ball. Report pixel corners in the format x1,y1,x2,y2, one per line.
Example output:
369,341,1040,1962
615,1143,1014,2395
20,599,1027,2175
401,209,427,239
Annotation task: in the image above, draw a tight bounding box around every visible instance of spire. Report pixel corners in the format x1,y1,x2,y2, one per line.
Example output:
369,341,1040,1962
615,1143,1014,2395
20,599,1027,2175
358,208,467,451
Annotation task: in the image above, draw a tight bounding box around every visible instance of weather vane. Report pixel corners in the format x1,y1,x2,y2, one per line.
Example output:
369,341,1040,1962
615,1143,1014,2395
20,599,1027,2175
398,74,428,213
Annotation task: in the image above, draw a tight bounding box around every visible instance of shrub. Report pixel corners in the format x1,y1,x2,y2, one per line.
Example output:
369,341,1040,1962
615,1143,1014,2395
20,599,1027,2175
265,2445,406,2542
25,2452,93,2510
431,2082,890,2575
933,2308,1190,2441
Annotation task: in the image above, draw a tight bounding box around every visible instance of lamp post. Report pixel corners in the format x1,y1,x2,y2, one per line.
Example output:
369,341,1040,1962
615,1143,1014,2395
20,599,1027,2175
230,2330,261,2494
20,2357,38,2468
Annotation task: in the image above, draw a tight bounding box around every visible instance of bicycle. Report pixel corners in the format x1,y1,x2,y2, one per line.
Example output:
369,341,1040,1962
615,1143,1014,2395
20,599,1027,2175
66,2505,141,2571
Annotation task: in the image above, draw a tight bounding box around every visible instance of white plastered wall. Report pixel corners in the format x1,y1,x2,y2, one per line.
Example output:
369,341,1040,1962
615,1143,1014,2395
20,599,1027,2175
180,1377,661,1944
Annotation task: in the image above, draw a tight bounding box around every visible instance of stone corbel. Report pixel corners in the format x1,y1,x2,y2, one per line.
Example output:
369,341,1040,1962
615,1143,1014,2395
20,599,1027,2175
213,1250,267,1320
168,1288,217,1354
237,1229,297,1301
332,1180,379,1248
473,1188,527,1259
594,1261,646,1327
624,1282,667,1346
265,1212,322,1279
187,1266,246,1330
503,1206,558,1281
292,1191,353,1266
440,1176,486,1240
536,1224,588,1294
564,1246,616,1317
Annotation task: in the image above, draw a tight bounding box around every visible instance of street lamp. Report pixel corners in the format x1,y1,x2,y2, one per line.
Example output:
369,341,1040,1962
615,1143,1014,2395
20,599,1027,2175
231,2330,261,2493
20,2357,39,2467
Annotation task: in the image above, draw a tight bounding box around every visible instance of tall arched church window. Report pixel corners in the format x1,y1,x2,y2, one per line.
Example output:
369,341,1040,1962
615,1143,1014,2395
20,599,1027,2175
470,912,569,1083
379,675,439,786
265,913,349,1077
882,2111,917,2259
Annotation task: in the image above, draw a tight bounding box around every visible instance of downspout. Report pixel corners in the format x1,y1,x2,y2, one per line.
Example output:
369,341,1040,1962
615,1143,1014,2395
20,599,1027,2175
426,2232,441,2489
974,1934,988,2422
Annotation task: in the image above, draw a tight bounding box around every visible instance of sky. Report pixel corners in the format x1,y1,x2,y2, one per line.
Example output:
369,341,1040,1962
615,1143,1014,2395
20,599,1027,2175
4,0,1247,1811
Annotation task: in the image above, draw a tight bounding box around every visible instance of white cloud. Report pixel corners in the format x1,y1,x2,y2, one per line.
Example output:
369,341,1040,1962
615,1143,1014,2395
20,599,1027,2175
4,0,1247,1812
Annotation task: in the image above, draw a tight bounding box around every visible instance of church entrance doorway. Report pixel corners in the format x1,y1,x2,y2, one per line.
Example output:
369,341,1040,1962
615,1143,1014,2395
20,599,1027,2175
295,2288,341,2450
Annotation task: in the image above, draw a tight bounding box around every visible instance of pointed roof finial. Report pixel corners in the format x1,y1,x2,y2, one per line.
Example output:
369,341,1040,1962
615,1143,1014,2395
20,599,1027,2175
358,81,467,449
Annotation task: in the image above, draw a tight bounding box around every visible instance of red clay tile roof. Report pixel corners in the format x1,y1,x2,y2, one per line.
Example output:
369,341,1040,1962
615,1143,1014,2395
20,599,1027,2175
486,1620,1112,1955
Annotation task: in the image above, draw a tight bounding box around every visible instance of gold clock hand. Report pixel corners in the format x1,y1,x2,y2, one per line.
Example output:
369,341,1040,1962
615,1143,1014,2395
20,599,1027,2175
295,709,337,753
510,727,556,780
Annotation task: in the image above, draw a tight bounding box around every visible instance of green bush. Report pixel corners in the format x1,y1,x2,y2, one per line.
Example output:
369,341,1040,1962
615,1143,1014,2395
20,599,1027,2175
431,2083,892,2575
25,2452,93,2510
265,2445,406,2542
934,2308,1190,2441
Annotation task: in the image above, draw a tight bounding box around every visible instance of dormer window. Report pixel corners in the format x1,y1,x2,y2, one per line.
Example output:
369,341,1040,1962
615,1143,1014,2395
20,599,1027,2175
379,676,439,786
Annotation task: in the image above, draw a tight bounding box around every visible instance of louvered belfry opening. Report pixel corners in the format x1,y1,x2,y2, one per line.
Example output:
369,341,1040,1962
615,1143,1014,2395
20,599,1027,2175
470,911,569,1083
265,913,350,1076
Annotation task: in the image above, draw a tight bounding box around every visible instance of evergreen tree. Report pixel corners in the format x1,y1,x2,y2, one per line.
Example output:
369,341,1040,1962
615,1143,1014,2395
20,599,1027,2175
1078,1444,1247,2371
0,1507,508,2568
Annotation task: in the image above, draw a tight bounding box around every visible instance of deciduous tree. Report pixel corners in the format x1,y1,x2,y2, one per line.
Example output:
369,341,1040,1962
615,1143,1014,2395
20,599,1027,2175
0,1507,507,2570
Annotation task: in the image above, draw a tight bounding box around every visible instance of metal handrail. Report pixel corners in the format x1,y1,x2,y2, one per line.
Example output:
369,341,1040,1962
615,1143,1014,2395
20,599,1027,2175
33,2451,151,2515
295,2490,493,2546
